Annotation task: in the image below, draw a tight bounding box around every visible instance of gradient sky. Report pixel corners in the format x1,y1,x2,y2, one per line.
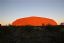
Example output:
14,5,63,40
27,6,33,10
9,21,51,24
0,0,64,25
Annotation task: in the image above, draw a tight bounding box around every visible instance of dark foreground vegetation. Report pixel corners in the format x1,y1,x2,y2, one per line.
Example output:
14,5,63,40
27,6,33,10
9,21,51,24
0,25,64,43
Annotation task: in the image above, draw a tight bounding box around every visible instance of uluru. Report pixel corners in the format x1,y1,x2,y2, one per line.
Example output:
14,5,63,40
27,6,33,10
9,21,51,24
11,16,57,26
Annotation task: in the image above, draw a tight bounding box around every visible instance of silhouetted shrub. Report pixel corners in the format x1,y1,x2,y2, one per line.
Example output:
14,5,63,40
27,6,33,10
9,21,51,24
0,25,64,43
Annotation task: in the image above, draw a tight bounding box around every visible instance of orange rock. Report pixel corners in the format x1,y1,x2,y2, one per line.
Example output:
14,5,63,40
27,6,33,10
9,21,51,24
11,16,57,26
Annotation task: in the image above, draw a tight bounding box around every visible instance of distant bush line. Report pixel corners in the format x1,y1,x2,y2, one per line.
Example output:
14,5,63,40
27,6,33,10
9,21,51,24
0,25,64,43
0,25,64,32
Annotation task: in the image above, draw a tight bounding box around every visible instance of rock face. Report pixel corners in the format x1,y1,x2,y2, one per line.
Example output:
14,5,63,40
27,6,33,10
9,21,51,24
12,16,57,26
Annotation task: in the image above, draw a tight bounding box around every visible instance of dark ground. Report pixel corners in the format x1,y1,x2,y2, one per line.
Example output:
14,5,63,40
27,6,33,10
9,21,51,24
0,25,64,43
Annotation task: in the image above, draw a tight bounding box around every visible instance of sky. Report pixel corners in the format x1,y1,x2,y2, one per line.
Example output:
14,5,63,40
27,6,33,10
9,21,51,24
0,0,64,25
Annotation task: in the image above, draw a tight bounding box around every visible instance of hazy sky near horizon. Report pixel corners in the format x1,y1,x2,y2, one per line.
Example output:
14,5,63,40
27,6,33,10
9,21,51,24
0,0,64,25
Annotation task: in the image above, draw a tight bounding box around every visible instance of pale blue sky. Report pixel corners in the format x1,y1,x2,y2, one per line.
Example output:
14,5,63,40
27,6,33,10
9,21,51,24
0,0,64,25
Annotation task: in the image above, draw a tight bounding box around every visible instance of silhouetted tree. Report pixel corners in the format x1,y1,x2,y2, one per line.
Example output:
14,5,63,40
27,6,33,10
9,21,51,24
0,24,1,26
